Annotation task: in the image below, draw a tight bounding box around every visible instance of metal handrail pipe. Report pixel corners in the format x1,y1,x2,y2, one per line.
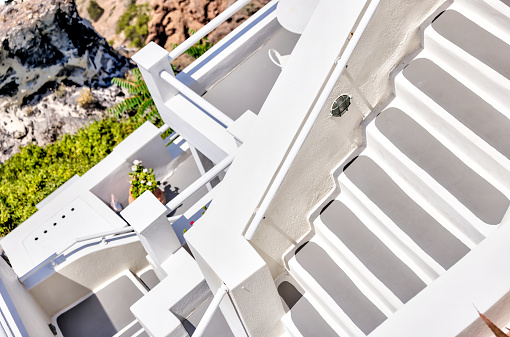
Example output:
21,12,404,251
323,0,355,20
244,0,381,240
192,283,229,337
56,226,135,255
168,0,252,61
19,226,135,282
160,71,234,127
166,152,236,212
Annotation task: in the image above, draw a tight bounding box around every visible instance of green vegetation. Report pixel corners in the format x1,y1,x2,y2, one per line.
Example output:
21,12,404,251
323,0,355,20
107,68,159,123
129,161,158,199
116,3,151,48
0,118,142,235
171,30,213,59
87,0,104,22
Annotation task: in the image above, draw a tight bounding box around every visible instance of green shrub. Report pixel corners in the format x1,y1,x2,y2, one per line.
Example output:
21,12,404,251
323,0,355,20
170,29,213,60
87,0,104,22
116,3,150,48
0,117,141,235
107,68,160,123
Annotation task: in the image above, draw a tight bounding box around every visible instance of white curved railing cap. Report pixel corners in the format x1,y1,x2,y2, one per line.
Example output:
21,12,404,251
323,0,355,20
276,0,321,34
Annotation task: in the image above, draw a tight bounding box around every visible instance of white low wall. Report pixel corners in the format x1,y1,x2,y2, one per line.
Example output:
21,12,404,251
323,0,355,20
29,237,148,317
0,258,52,337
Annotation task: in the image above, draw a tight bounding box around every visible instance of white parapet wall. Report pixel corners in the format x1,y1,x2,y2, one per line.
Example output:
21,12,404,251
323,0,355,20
0,258,53,337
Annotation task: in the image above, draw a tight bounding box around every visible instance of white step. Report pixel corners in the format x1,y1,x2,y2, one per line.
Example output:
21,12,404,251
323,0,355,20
337,172,445,283
453,0,510,45
423,10,510,121
364,115,490,243
393,71,510,199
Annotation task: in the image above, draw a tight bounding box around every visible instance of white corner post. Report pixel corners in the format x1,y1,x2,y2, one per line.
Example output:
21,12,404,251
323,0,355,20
121,191,181,280
132,42,238,164
186,230,285,337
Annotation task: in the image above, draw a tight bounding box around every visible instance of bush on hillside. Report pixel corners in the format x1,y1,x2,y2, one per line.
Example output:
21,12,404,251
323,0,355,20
87,0,104,22
0,118,140,235
116,3,150,48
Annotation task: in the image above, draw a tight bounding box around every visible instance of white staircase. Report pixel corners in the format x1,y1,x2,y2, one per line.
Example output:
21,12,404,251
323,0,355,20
282,1,510,335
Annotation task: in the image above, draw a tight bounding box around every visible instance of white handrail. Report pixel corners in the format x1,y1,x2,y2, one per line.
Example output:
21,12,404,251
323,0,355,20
160,71,234,127
158,124,171,134
163,132,179,146
244,0,381,240
19,226,135,282
168,0,252,61
192,283,229,337
166,152,236,212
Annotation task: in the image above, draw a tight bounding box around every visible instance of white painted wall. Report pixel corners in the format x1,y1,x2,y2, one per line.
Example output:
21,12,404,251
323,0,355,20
203,28,300,120
29,238,148,317
0,258,53,337
249,0,448,278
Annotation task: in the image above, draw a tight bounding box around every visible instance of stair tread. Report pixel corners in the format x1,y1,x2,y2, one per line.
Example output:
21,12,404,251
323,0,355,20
375,107,509,225
295,242,385,335
321,200,426,303
433,10,510,80
279,282,340,337
402,58,510,160
344,156,469,269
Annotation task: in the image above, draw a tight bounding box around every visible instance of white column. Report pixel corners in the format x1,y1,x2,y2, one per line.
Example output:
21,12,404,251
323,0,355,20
121,191,181,279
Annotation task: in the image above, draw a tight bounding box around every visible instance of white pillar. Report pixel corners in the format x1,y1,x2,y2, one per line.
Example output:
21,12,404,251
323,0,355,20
121,191,181,279
132,43,238,164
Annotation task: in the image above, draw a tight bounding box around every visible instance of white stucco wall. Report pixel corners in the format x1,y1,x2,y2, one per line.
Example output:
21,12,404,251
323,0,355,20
250,0,449,277
0,258,53,337
29,239,148,317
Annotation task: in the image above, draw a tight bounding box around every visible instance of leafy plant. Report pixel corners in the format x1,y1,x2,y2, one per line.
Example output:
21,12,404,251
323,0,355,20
170,29,213,59
107,68,159,122
87,0,104,22
0,117,141,235
129,160,158,199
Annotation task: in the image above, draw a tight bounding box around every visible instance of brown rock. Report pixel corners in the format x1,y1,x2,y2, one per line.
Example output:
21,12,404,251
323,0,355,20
147,0,270,51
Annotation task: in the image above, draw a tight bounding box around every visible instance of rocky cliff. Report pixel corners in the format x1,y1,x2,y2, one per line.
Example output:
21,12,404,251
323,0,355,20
0,0,131,162
147,0,270,50
0,0,131,107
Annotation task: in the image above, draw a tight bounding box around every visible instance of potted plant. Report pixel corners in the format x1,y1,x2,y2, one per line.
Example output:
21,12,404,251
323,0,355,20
128,160,166,204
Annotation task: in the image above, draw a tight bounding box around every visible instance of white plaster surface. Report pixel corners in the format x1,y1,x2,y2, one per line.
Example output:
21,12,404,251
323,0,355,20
121,191,181,273
0,258,51,337
250,0,447,278
29,237,148,317
131,248,209,337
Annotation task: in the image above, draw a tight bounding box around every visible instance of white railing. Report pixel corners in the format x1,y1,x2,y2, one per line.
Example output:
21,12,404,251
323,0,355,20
165,151,236,212
192,283,229,337
160,71,234,127
244,0,382,240
168,0,252,61
19,226,135,283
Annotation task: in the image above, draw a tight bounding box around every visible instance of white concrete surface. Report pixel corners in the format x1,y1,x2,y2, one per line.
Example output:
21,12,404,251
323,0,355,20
131,248,210,337
121,191,181,278
0,258,46,337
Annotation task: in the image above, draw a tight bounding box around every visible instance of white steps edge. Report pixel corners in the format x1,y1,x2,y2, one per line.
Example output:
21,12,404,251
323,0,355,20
281,311,305,337
453,0,510,45
288,255,366,337
313,219,404,314
337,177,444,284
365,122,488,244
423,25,510,121
393,73,510,198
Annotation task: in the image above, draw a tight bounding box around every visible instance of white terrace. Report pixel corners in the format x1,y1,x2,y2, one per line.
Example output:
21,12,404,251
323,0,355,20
1,0,510,336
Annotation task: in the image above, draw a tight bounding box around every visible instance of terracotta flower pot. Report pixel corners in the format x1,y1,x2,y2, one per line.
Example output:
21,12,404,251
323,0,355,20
129,186,166,205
